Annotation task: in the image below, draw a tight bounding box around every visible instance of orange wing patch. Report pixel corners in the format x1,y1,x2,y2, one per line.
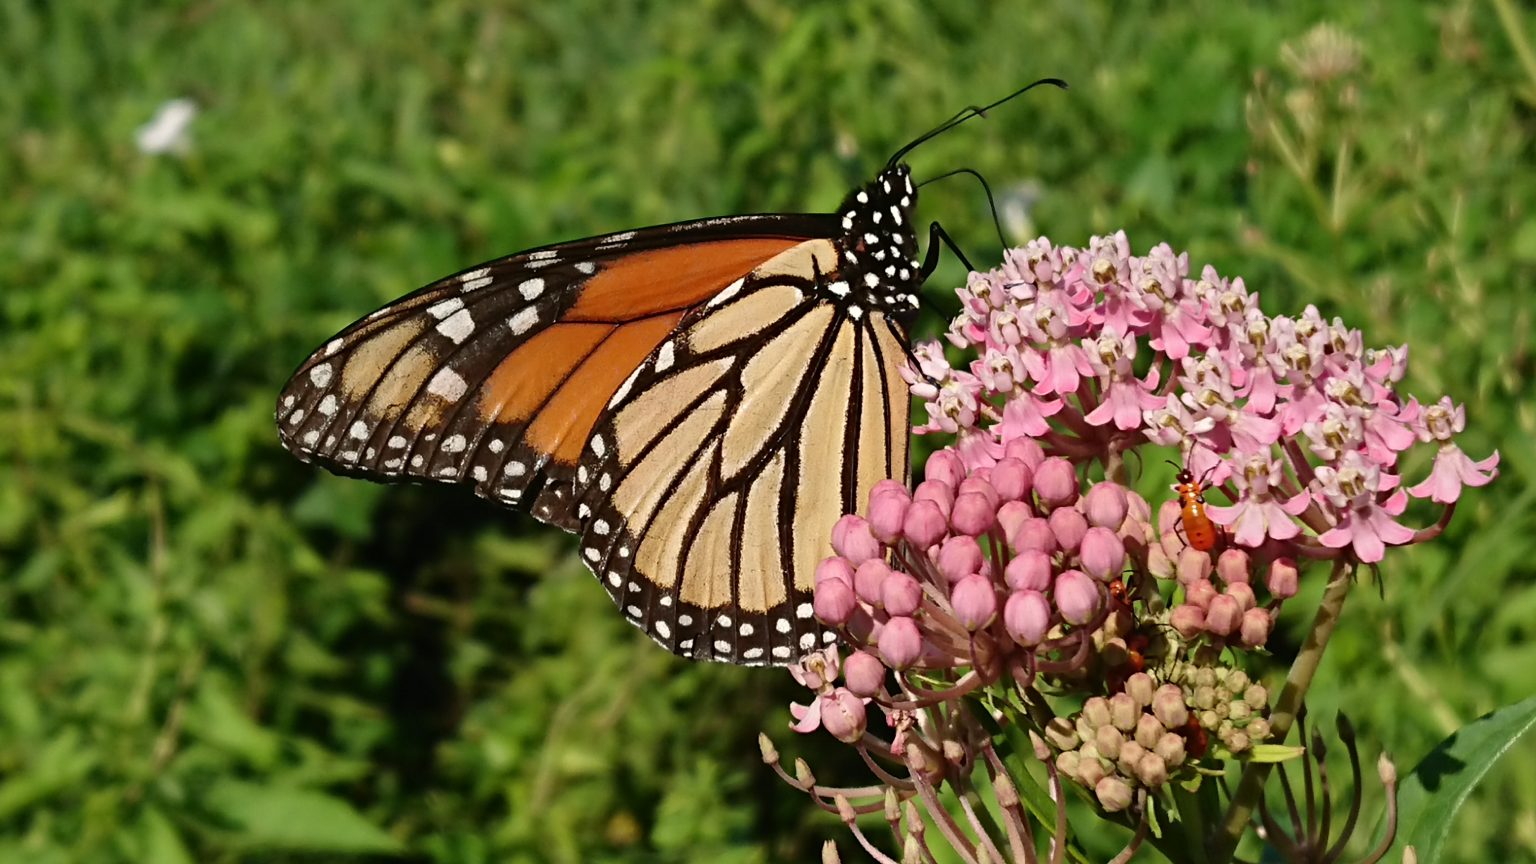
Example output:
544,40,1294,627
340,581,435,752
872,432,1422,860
564,238,801,321
526,313,685,463
479,323,613,424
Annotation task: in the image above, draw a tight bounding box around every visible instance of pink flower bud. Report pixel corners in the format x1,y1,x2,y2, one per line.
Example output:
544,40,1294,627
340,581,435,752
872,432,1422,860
1054,569,1100,626
1147,542,1175,581
990,458,1033,502
951,575,998,630
996,500,1032,541
1126,672,1155,709
867,489,910,544
1003,549,1052,591
1185,578,1217,610
831,515,881,564
1011,517,1058,554
1239,607,1273,647
1136,752,1169,787
924,449,965,487
854,558,892,605
1267,557,1299,599
913,479,954,518
815,556,854,587
950,492,997,536
1225,582,1257,613
1078,526,1125,582
820,687,868,743
1082,482,1129,529
1109,692,1139,731
1156,732,1187,768
1135,712,1166,749
1095,725,1125,760
1176,546,1213,585
1170,603,1206,638
877,615,923,669
1152,684,1189,729
1095,776,1134,812
881,572,923,617
1033,457,1079,508
957,476,999,511
868,479,909,506
1216,548,1251,585
1003,436,1045,470
1048,506,1088,552
1205,594,1241,636
1156,500,1184,558
936,535,984,583
843,650,886,697
814,578,858,625
1003,589,1051,646
901,499,948,548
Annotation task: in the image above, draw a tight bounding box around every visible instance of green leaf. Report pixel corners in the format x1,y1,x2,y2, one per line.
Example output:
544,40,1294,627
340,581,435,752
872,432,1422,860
204,779,401,854
1391,696,1536,862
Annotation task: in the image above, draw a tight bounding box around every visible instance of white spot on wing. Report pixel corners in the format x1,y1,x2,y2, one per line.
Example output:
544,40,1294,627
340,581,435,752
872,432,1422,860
348,421,369,439
707,277,746,307
508,307,538,335
608,366,643,407
436,308,475,344
654,341,675,373
504,461,527,477
442,434,467,453
427,298,464,319
518,278,544,300
463,276,493,292
318,394,338,416
309,363,333,387
427,368,467,401
575,262,596,274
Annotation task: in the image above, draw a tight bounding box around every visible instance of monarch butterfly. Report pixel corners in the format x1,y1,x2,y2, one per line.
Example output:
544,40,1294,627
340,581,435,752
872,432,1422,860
276,80,1066,666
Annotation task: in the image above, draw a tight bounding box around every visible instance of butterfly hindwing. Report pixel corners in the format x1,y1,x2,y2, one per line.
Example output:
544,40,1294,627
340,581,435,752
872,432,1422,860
568,239,914,664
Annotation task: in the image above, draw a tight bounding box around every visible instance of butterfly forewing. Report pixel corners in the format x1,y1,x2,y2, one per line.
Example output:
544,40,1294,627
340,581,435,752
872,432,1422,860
276,216,833,530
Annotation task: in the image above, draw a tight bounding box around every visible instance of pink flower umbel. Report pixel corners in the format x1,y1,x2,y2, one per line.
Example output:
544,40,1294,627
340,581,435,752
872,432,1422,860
769,232,1495,862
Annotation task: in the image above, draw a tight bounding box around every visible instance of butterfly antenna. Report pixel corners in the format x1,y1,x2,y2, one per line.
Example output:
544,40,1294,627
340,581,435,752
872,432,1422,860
918,167,1007,251
886,78,1068,169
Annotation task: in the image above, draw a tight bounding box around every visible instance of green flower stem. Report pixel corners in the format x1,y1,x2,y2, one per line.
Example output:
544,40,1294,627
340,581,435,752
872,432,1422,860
1207,559,1354,862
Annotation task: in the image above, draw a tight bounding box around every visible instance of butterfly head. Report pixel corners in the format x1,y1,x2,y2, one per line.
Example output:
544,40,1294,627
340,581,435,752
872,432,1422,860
832,164,922,320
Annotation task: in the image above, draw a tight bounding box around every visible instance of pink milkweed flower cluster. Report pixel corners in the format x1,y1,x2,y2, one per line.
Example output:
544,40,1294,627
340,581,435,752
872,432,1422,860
808,445,1151,696
773,232,1498,863
909,231,1497,564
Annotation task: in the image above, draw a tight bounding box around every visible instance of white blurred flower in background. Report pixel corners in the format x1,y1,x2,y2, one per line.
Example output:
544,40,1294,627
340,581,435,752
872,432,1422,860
135,98,197,156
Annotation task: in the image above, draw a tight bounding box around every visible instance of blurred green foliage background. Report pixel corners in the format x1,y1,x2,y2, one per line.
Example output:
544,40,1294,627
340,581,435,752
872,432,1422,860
2,1,1533,862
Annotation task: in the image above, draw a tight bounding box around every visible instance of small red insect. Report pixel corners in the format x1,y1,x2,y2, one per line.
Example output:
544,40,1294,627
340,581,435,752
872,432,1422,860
1168,460,1219,552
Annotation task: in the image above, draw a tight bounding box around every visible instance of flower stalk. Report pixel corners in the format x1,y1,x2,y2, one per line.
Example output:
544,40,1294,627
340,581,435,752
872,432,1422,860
1210,559,1354,861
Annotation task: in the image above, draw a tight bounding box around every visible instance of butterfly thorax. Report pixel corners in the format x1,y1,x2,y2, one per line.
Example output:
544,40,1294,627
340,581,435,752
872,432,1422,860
827,164,922,325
